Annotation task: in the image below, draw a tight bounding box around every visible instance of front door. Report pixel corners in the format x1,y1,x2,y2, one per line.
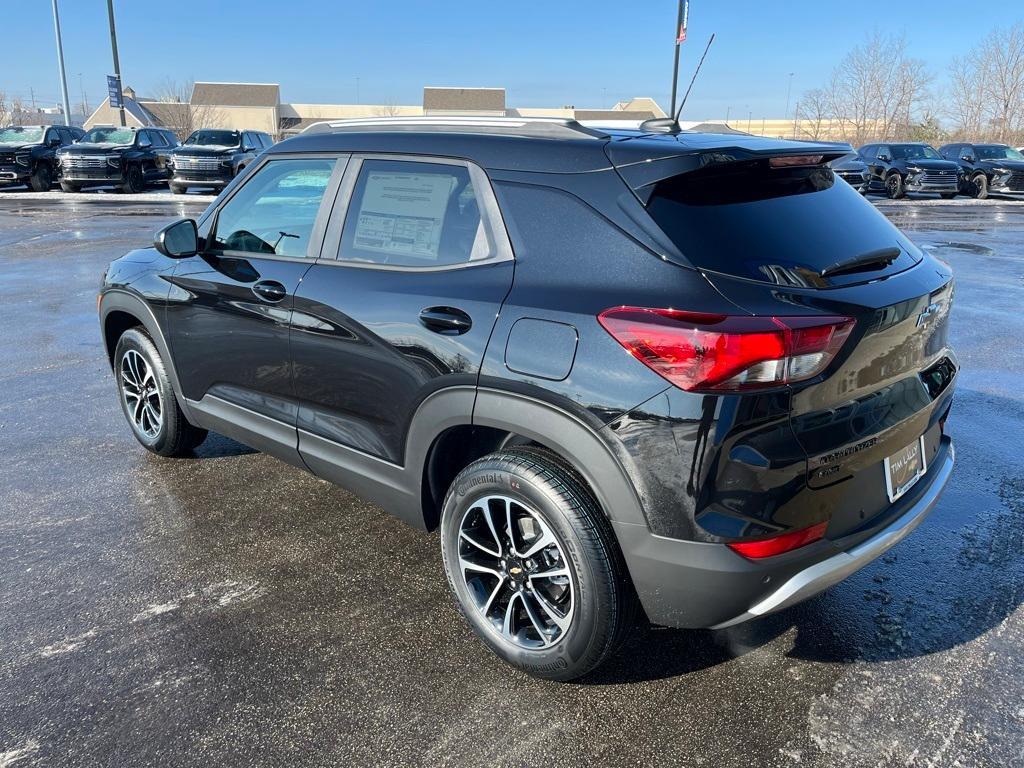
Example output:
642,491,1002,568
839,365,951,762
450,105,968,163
289,156,514,479
165,154,345,463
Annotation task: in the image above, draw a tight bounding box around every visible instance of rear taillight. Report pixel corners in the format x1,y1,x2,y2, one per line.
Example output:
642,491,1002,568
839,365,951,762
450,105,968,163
727,521,828,559
597,307,854,393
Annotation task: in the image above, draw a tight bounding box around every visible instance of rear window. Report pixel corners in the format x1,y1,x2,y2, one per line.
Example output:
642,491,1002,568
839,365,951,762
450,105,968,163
646,161,919,285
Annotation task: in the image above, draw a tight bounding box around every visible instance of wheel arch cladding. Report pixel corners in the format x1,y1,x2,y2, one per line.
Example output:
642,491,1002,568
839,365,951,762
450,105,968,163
470,389,647,527
100,290,192,420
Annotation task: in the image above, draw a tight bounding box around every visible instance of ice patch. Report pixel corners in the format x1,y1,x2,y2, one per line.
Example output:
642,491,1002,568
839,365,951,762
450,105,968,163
0,740,40,767
38,629,97,658
132,601,180,622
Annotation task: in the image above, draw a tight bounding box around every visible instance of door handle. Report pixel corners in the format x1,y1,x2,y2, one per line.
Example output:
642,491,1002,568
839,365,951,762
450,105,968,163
252,280,287,303
419,306,472,335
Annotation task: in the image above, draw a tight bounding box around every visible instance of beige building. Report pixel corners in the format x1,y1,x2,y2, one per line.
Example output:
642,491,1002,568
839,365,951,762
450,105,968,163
84,82,666,139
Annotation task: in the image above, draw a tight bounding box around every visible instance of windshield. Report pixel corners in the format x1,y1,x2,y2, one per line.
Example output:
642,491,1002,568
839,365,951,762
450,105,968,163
0,126,44,144
185,130,240,147
975,145,1024,161
891,145,941,161
83,127,135,145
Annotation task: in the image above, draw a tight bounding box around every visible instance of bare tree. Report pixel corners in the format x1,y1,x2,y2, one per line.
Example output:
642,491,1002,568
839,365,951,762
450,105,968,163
0,92,9,127
980,23,1024,143
153,79,226,140
374,103,401,117
10,96,28,126
948,55,986,139
795,88,830,140
811,32,931,145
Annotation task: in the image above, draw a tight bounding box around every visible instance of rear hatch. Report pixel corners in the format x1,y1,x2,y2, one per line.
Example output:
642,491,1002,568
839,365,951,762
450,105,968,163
614,134,958,539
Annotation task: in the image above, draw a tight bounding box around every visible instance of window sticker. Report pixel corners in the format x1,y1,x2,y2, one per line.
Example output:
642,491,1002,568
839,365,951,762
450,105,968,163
353,171,457,260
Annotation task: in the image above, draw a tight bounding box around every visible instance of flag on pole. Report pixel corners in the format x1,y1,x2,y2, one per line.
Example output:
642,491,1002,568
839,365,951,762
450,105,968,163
676,0,689,44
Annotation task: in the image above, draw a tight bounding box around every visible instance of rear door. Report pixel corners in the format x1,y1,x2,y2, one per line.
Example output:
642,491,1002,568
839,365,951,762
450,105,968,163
642,155,956,538
165,154,345,462
289,155,514,474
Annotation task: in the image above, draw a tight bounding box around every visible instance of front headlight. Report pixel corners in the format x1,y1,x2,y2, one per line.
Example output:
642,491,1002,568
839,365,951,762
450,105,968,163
220,158,233,168
106,155,122,168
15,153,31,167
906,165,923,173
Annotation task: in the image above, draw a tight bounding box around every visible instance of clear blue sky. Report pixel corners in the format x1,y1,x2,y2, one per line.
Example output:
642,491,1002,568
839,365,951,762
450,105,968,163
2,0,1022,119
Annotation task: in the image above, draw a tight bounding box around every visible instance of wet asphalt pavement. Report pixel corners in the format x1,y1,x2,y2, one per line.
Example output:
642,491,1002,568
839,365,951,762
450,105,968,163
0,194,1022,767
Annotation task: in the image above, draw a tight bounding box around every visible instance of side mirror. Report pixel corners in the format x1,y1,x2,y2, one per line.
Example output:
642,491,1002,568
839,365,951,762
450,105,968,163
964,155,976,163
48,138,61,147
879,154,891,163
155,218,199,258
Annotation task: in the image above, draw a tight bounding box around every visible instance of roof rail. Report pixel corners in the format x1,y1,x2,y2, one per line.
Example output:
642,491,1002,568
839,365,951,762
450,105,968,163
301,115,608,139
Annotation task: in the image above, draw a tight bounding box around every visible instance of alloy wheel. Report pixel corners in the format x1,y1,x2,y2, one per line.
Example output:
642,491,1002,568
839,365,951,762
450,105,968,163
457,495,574,649
120,349,162,438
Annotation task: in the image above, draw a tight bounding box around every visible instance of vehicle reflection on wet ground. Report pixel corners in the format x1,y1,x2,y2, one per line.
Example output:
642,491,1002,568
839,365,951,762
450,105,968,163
0,198,1021,767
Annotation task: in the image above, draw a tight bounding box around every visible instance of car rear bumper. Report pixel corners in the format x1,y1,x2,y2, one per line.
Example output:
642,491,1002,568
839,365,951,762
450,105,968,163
614,436,954,629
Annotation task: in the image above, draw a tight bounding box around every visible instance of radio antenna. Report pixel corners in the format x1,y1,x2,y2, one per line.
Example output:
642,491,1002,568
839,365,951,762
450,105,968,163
674,33,716,123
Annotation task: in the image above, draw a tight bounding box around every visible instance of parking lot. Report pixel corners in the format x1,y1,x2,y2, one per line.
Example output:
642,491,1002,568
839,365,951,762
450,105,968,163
1,194,1022,767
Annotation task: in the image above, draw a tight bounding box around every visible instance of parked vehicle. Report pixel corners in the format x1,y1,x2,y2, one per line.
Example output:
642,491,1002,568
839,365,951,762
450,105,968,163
99,118,957,680
859,142,961,199
939,142,1024,199
57,126,179,193
0,124,84,191
169,129,273,194
829,152,869,192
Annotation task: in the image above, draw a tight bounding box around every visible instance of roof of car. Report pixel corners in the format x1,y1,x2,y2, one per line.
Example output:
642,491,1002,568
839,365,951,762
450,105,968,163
272,117,851,174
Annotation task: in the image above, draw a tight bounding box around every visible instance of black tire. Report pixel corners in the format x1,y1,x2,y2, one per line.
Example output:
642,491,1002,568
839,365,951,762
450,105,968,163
885,172,905,199
971,173,989,200
440,446,637,681
113,328,207,457
940,191,958,199
60,181,81,193
29,163,53,192
169,182,188,195
120,164,144,194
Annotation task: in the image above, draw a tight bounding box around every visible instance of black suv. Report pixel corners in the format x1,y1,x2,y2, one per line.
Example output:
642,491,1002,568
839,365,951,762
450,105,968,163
0,124,84,191
98,118,957,680
57,126,179,193
859,142,961,198
169,129,274,194
829,152,869,192
939,142,1024,199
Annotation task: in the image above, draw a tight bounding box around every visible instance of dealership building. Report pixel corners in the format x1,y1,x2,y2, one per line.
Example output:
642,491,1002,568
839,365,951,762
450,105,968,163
82,82,667,139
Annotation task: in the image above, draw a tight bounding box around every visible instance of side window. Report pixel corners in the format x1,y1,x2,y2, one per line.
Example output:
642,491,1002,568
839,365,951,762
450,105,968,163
960,146,974,160
877,145,890,161
162,130,179,147
338,159,492,268
137,131,152,148
859,145,876,160
243,132,256,150
211,157,337,258
261,133,273,148
44,128,59,146
150,131,168,148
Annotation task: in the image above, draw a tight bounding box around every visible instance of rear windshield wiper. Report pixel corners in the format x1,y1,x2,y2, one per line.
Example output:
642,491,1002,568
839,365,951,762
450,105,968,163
819,247,901,279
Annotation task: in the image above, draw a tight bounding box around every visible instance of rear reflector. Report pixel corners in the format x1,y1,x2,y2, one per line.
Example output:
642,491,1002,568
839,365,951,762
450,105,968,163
727,521,829,559
597,308,855,392
769,154,824,168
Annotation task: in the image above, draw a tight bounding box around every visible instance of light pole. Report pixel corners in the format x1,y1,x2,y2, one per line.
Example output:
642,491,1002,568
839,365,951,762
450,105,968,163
784,72,794,137
725,105,731,126
50,0,72,126
106,0,126,126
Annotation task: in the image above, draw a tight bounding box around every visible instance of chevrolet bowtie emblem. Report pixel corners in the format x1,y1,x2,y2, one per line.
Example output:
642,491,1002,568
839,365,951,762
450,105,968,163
509,566,523,575
917,301,941,327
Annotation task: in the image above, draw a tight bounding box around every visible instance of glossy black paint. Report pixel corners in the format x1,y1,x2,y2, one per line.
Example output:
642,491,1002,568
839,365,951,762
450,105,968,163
858,142,961,195
58,127,180,189
98,123,957,629
939,142,1024,195
170,130,273,191
0,124,82,187
829,152,870,192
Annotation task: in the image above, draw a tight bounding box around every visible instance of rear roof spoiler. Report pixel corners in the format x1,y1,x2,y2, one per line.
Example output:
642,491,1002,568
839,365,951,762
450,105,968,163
606,138,854,196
